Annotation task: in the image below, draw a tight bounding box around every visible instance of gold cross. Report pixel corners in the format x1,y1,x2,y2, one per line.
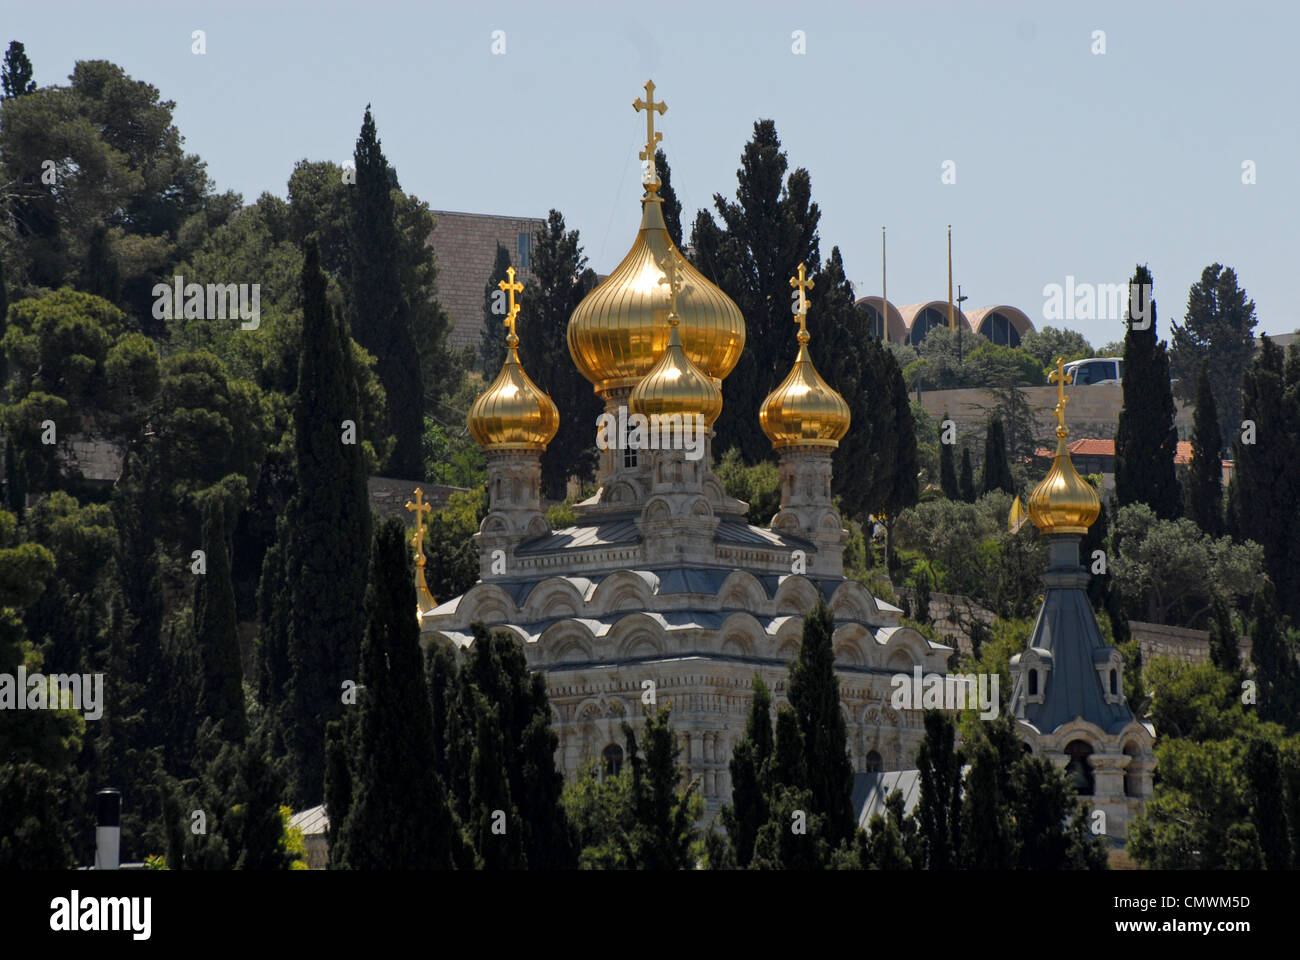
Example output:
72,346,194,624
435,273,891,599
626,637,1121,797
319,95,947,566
789,262,814,340
656,253,690,322
633,79,667,186
405,487,432,566
498,266,524,343
1047,356,1070,434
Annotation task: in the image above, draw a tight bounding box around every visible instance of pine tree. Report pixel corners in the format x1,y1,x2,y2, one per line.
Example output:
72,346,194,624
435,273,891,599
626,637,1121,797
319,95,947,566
1244,738,1292,870
1249,581,1300,731
655,148,683,249
1188,359,1224,536
1,41,36,98
335,518,454,869
786,599,855,850
516,210,600,499
689,120,821,461
193,477,249,743
1115,264,1181,519
1170,264,1258,448
939,416,958,499
959,447,976,503
348,105,424,478
721,675,773,867
267,238,372,806
4,438,25,519
915,710,963,869
479,242,512,376
980,414,1014,496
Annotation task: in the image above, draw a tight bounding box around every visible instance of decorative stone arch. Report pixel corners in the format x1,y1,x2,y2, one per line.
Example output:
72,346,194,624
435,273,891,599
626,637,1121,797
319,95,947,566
702,475,725,504
853,296,908,343
717,570,767,611
773,575,821,615
479,513,511,536
885,648,914,672
873,625,933,672
816,510,843,538
523,515,549,539
832,622,871,666
590,569,656,615
643,496,672,522
607,612,666,659
967,305,1034,348
604,480,639,506
456,583,517,625
617,631,664,661
770,511,801,537
536,619,599,665
829,581,877,624
769,615,804,661
523,577,585,620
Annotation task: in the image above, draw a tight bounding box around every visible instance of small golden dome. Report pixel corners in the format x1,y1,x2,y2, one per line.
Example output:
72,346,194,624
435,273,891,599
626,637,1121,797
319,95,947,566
469,270,559,451
567,82,744,397
758,265,851,449
1028,357,1101,534
628,312,723,426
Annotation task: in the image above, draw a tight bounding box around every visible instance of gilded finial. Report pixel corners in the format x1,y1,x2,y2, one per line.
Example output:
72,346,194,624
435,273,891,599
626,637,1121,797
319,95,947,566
633,79,667,191
405,487,437,617
789,262,814,343
498,266,524,347
1047,356,1070,438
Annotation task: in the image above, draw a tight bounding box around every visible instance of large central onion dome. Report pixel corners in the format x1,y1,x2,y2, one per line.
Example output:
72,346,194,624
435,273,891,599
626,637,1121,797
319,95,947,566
567,194,745,397
759,278,851,449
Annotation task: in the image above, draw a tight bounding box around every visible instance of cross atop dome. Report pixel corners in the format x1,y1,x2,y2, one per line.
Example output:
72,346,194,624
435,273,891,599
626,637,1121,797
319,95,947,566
790,262,814,343
633,79,667,191
498,266,524,346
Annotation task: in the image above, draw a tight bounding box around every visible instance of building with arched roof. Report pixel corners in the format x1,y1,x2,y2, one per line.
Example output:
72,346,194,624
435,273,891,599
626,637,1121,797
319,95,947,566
856,296,1037,347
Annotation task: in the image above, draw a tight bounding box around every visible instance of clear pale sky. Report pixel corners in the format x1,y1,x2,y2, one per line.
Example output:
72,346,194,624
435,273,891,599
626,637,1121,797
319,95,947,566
10,0,1297,347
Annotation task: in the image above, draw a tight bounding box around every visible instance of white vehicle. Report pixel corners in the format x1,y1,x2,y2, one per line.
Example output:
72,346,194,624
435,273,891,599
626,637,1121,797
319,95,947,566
1063,357,1124,385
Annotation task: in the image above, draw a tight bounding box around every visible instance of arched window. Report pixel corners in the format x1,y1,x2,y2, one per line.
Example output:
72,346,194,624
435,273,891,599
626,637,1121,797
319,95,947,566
909,307,949,345
1028,669,1039,696
1065,740,1095,796
861,303,886,339
602,743,624,779
1110,669,1119,696
864,750,883,773
977,312,1021,347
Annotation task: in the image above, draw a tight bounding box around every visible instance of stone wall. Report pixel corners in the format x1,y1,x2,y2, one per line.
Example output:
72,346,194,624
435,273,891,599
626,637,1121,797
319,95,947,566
1130,619,1251,668
366,477,469,524
917,384,1194,445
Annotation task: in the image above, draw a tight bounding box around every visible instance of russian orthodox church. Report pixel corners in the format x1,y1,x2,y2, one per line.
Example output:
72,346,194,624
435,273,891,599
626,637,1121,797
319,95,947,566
421,81,950,818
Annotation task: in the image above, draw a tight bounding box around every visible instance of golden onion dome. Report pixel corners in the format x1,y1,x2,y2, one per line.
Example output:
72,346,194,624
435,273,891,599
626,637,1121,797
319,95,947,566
1028,358,1101,535
568,82,744,397
469,271,560,451
759,266,851,449
628,309,723,426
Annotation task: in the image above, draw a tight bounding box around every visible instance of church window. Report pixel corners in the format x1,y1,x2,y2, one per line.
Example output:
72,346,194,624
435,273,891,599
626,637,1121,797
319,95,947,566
865,750,883,773
1065,740,1094,796
1028,669,1038,696
623,448,638,469
1109,669,1118,696
602,743,624,778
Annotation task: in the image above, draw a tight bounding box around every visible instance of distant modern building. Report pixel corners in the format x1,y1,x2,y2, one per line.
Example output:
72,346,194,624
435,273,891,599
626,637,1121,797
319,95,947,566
855,296,1035,347
428,211,547,354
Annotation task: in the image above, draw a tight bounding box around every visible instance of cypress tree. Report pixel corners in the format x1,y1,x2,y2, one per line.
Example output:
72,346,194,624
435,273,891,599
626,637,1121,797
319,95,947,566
915,709,963,869
1,41,36,98
1115,264,1181,519
193,478,248,743
349,106,424,478
786,599,855,849
479,242,512,376
1188,359,1224,536
466,691,524,869
980,414,1015,496
1208,596,1240,675
270,238,372,805
959,736,1015,869
655,148,683,249
623,706,700,869
335,518,454,869
1244,738,1292,870
939,416,958,499
1009,752,1074,869
959,447,976,503
1249,581,1300,731
721,675,774,867
81,222,121,304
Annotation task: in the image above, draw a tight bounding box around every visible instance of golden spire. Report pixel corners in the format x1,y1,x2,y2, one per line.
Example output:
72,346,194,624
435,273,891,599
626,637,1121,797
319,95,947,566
628,253,723,424
568,80,745,397
469,269,560,450
405,487,437,617
633,79,667,191
759,263,851,449
1008,495,1026,533
1028,356,1100,535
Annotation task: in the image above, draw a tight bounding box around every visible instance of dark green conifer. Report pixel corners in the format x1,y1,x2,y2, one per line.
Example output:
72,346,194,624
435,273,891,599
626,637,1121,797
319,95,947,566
1188,359,1224,536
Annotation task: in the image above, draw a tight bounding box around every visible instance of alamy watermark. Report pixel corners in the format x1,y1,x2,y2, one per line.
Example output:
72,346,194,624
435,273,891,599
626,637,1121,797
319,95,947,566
0,667,103,720
889,666,999,720
596,405,706,461
1042,277,1152,328
151,275,260,330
